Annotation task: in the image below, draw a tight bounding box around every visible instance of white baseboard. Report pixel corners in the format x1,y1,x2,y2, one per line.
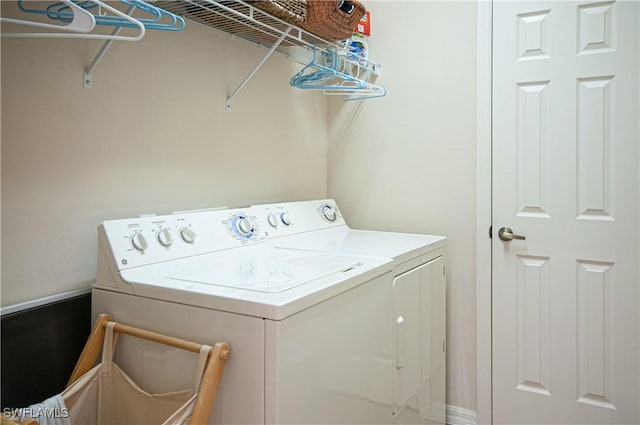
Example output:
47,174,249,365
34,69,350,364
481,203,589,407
0,287,91,316
446,405,478,425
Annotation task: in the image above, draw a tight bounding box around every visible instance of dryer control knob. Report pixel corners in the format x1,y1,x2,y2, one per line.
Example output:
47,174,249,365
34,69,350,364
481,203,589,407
267,213,278,228
180,227,197,244
157,228,173,247
131,232,148,252
322,205,337,222
280,212,291,226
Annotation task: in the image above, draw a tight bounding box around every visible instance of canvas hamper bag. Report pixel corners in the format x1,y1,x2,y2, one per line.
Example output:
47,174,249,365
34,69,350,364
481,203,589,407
61,323,212,425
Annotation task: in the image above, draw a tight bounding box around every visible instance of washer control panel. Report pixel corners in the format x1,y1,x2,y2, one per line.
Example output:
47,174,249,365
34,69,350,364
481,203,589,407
101,207,267,270
100,199,346,270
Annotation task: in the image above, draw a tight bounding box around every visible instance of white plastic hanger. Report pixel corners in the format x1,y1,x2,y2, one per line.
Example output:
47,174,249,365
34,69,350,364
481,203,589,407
1,0,145,41
1,0,96,33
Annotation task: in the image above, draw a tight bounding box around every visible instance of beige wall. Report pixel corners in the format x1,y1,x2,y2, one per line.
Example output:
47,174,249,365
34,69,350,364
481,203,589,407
328,1,478,412
2,0,480,415
1,1,328,306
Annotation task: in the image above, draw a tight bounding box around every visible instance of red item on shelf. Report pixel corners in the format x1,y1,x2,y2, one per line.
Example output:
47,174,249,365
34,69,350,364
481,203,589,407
356,10,370,36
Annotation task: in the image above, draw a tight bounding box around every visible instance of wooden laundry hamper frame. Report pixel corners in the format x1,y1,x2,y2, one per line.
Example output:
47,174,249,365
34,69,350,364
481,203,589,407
1,314,230,425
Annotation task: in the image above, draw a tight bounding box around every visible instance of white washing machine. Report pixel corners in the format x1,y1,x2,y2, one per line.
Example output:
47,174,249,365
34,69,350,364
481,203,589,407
92,206,395,425
251,199,447,424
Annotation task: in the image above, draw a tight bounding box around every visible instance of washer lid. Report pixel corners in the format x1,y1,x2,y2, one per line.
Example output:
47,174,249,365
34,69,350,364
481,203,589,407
116,245,392,320
168,253,359,293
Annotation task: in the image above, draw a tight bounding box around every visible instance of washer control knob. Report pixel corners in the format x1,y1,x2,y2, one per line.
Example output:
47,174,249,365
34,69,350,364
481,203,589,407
131,233,148,252
180,227,197,244
157,228,173,247
237,217,254,237
322,205,337,222
280,212,291,226
230,214,257,239
267,213,278,228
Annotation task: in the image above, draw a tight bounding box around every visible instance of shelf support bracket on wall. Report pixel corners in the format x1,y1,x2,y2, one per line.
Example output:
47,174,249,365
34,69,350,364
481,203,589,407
83,4,136,88
226,26,292,111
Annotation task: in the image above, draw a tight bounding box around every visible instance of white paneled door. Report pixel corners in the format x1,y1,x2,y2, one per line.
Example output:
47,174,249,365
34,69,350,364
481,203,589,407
492,1,639,423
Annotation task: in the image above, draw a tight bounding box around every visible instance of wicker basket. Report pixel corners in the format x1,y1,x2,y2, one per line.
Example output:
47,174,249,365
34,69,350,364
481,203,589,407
299,0,366,42
247,0,308,24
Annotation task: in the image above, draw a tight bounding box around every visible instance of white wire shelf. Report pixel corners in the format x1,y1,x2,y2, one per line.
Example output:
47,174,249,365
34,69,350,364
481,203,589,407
155,0,384,108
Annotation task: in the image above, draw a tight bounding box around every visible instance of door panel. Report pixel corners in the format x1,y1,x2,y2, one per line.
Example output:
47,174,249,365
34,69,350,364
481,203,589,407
492,1,639,423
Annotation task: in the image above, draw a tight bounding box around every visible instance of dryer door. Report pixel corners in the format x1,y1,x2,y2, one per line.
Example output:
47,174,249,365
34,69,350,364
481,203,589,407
392,256,446,422
392,263,424,411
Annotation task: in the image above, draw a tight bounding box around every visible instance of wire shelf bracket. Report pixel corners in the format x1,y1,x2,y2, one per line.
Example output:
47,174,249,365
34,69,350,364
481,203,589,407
83,4,136,88
226,26,291,110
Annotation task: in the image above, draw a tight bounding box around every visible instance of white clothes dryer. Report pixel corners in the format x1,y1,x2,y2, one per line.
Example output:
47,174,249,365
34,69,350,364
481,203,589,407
92,206,394,425
252,199,447,424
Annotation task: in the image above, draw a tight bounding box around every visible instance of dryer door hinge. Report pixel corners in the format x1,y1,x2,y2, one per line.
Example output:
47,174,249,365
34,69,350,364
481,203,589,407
489,225,493,239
